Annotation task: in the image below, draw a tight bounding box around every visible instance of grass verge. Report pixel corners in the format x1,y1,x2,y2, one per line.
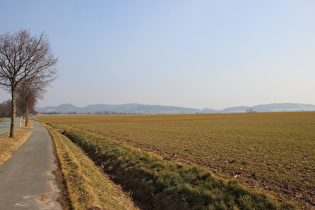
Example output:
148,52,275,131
46,124,139,210
61,128,296,209
0,128,32,167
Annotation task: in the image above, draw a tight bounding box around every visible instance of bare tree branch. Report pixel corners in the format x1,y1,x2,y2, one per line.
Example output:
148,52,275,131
0,29,58,137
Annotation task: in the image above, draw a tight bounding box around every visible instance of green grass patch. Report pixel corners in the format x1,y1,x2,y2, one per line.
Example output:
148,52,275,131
62,128,295,209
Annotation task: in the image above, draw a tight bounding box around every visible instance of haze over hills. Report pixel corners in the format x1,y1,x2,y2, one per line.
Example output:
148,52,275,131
36,103,315,114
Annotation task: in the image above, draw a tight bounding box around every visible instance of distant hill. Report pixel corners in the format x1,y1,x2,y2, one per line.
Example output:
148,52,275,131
252,103,315,112
221,103,315,113
36,103,315,114
35,103,202,114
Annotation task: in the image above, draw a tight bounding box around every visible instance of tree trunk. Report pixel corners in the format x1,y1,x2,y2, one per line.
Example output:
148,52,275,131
25,101,29,127
9,87,16,138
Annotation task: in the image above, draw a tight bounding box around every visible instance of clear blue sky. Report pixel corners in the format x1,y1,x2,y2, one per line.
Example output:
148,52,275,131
1,0,315,109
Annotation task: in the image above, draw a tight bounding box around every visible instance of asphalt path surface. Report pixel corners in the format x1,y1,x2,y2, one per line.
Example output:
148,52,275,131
0,121,62,209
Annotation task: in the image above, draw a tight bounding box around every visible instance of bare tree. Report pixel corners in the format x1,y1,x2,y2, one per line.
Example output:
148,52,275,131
17,76,49,126
0,30,57,137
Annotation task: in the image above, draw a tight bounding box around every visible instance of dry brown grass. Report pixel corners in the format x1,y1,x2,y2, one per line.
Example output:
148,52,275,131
46,124,140,210
0,128,32,167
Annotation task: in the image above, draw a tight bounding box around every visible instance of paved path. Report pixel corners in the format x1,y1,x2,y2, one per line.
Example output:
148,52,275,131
0,121,62,209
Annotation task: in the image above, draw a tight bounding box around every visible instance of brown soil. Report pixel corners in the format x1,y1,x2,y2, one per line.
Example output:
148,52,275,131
79,128,314,209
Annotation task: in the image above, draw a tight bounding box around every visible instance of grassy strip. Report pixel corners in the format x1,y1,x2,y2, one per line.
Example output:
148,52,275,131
47,125,139,210
0,129,32,167
63,128,296,209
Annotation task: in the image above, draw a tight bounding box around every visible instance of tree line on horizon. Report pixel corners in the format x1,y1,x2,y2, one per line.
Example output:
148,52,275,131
0,29,58,137
0,97,37,119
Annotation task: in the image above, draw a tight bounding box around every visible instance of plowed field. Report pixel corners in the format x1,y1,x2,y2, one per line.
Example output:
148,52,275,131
37,112,315,209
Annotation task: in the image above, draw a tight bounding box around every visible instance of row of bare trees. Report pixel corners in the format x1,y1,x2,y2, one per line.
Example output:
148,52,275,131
0,97,36,118
0,100,12,118
0,29,58,137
